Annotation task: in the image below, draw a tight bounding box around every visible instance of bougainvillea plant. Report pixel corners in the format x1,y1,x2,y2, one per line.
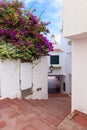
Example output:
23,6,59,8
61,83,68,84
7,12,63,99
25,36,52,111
0,0,53,62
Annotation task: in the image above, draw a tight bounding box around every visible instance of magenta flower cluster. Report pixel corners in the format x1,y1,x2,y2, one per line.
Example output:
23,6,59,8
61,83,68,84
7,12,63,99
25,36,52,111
0,0,53,61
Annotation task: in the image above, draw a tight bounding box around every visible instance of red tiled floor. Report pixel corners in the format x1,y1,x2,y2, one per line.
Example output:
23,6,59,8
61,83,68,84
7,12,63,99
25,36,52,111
57,110,87,130
72,110,87,128
0,94,71,130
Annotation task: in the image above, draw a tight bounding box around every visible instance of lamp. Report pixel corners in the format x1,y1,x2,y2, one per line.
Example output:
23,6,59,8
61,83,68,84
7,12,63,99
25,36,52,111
49,65,53,73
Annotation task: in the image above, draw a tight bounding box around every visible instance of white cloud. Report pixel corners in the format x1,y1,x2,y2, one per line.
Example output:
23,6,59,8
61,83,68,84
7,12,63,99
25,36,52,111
23,0,35,6
23,0,43,6
51,0,62,8
46,10,62,30
37,0,43,3
46,10,62,18
24,0,63,7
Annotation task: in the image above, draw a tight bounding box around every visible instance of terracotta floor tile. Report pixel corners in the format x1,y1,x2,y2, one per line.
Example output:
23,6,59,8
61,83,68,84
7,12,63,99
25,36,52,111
0,94,71,130
0,121,7,129
26,117,58,130
72,110,87,128
57,110,87,130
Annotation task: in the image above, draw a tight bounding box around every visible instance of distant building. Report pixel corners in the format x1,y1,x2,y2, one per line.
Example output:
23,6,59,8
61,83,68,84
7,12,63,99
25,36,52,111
47,33,71,95
51,34,57,44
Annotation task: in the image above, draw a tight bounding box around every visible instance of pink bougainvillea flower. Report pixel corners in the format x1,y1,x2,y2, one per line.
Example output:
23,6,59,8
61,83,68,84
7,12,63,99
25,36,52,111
26,41,32,46
0,0,53,61
0,29,5,34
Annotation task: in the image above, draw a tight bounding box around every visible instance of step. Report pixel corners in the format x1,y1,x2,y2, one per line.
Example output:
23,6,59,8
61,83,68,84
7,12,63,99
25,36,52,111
57,110,87,130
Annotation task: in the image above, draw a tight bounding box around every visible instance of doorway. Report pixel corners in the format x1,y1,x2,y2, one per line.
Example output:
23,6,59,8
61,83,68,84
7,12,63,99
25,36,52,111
48,75,60,94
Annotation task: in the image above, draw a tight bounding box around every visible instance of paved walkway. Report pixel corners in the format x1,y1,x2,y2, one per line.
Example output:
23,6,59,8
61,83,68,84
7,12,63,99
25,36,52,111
0,94,71,130
57,110,87,130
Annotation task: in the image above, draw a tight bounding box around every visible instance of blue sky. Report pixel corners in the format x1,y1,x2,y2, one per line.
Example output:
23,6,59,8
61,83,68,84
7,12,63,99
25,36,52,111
24,0,62,43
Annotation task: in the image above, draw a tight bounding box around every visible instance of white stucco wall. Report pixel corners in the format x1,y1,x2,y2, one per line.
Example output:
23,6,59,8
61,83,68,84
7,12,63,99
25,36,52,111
0,59,21,99
20,62,32,90
63,0,87,114
60,36,72,94
48,51,66,76
0,57,48,100
66,53,71,94
63,0,87,38
72,38,87,113
26,56,48,99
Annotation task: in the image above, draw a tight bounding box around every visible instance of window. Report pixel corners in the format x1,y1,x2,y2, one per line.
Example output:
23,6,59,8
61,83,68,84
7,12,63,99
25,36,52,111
50,55,59,65
68,40,72,45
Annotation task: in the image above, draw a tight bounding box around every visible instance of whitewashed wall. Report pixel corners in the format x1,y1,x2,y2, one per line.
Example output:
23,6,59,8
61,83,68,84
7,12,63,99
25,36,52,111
60,36,72,94
20,62,32,90
0,59,21,99
63,0,87,114
0,57,48,99
72,38,87,113
63,0,87,39
48,51,65,76
26,56,48,99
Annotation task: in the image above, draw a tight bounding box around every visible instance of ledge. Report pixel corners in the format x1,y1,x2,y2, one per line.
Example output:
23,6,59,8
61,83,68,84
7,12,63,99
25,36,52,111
53,65,61,69
63,32,87,40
